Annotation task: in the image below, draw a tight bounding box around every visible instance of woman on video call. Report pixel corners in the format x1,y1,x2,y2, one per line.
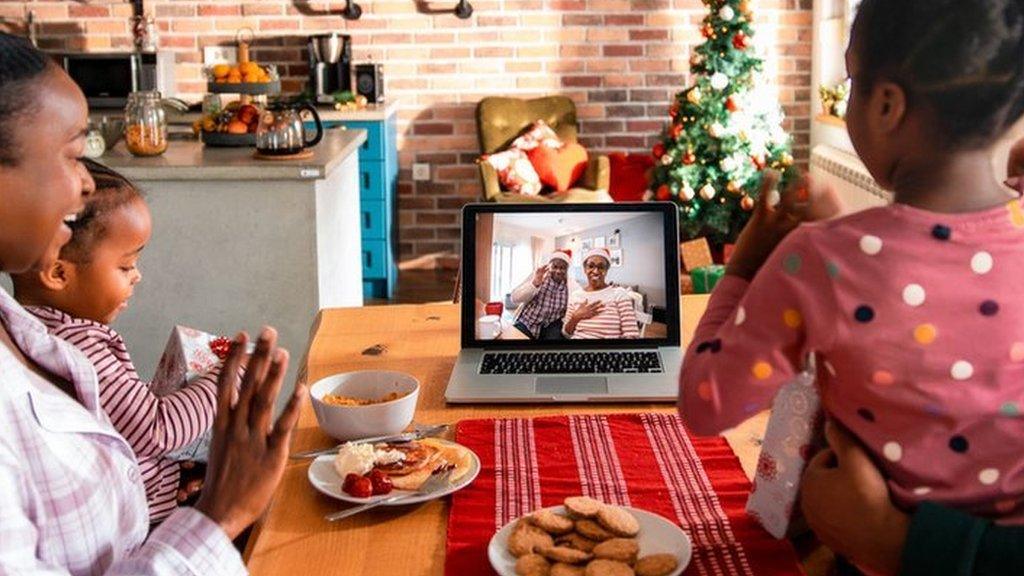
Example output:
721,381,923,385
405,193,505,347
563,247,640,339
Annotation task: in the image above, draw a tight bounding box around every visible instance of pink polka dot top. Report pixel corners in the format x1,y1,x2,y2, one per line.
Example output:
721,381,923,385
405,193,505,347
680,199,1024,524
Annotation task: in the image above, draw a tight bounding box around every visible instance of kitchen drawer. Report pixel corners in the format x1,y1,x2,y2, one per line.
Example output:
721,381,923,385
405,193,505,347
358,161,387,201
343,121,386,161
362,239,388,279
360,200,388,240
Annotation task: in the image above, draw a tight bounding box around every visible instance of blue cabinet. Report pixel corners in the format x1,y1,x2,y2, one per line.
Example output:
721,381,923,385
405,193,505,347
315,113,399,299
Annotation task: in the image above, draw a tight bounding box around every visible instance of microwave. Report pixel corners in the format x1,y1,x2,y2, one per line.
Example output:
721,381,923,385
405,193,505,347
56,51,176,108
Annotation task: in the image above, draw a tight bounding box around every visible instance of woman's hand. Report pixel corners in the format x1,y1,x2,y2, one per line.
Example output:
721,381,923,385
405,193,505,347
726,170,842,281
800,421,909,576
195,327,307,540
573,300,604,322
532,264,550,287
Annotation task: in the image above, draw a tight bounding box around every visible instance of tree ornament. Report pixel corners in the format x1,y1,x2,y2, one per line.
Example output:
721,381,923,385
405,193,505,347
681,183,696,201
725,96,739,112
687,87,703,104
690,52,705,68
655,184,672,201
739,0,752,15
720,156,738,173
708,122,725,138
727,180,742,194
719,5,735,21
781,152,794,167
710,72,729,91
669,102,680,118
700,184,716,200
732,32,749,50
741,195,755,211
683,150,696,165
670,123,684,139
702,23,714,38
652,143,665,159
751,154,767,170
661,154,674,166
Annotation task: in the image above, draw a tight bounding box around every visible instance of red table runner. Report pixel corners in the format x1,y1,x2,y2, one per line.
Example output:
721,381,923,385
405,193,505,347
446,413,803,575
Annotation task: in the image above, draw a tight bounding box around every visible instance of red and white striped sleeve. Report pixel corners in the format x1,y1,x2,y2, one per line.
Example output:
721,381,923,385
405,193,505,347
52,323,218,459
615,298,640,339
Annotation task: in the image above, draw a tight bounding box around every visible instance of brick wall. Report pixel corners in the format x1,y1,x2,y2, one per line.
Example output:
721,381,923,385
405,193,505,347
1,0,812,260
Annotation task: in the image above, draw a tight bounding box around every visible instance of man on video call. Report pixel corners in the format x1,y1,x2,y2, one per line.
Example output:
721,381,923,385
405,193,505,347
510,249,580,340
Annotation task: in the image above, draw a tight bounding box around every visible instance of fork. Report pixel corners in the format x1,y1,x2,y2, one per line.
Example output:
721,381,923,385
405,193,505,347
324,469,454,522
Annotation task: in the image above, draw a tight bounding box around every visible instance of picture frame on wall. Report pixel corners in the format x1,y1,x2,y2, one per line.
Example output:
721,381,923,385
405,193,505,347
610,249,623,268
594,236,606,248
581,238,593,251
609,231,621,248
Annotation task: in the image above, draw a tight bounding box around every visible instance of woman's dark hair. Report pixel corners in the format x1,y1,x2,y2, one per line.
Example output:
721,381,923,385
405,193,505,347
851,0,1024,150
0,32,55,166
61,159,144,263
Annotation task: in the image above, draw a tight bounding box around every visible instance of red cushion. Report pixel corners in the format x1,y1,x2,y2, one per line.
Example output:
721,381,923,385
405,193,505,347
608,152,654,202
527,143,589,193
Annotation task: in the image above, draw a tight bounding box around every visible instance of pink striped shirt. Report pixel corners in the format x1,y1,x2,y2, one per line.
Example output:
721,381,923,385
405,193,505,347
27,306,218,523
564,286,640,339
0,288,244,575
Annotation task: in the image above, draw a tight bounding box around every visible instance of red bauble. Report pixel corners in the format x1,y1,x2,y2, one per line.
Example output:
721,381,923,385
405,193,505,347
732,32,749,50
652,143,665,159
725,97,739,112
702,23,714,38
669,103,679,118
669,123,684,139
655,184,672,201
751,154,766,169
683,151,696,165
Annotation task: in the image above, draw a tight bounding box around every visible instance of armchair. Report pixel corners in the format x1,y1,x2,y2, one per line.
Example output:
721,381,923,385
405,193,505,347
476,96,612,203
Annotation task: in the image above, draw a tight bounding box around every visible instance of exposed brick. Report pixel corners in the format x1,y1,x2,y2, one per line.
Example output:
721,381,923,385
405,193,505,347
198,5,241,17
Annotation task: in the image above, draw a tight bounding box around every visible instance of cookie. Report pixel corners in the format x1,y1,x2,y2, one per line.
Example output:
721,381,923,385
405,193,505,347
509,520,556,557
575,519,616,542
515,553,551,576
537,545,593,565
564,496,604,518
596,506,640,537
584,559,635,576
592,538,640,565
634,554,679,576
555,532,598,553
551,563,586,576
531,509,575,535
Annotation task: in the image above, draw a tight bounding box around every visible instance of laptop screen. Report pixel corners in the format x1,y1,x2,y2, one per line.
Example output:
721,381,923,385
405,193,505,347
461,203,680,348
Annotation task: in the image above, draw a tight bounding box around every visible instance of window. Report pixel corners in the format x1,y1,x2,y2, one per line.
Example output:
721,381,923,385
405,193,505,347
490,242,532,304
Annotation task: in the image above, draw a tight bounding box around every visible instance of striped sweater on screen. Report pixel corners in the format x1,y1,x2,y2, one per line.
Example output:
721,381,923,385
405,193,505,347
26,306,219,523
563,286,640,339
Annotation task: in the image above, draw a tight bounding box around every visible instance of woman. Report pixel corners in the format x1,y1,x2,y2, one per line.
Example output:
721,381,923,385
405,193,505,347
509,249,579,340
562,247,639,339
0,32,305,574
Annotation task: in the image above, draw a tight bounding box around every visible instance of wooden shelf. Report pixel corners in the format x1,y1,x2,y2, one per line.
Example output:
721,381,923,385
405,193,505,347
815,113,847,128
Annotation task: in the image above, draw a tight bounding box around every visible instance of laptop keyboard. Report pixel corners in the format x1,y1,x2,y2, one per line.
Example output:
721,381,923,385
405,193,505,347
480,351,663,375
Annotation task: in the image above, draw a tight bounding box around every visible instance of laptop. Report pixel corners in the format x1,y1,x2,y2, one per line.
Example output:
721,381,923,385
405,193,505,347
445,202,683,403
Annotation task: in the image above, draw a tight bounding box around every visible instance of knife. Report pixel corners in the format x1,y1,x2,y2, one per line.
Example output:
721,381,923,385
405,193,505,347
290,423,449,460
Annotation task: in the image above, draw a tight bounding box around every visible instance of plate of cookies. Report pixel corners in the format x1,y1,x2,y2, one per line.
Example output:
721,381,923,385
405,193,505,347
488,496,691,576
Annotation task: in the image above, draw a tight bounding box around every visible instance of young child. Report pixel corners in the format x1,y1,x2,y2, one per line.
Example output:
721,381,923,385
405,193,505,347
11,160,216,523
680,0,1024,532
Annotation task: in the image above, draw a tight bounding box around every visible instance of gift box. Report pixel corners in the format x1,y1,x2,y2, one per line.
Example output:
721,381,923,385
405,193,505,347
680,237,714,272
151,326,234,462
691,264,725,294
746,366,825,539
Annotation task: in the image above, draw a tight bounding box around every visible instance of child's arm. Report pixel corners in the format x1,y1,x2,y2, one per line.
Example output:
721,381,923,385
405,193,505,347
679,219,837,435
57,325,218,457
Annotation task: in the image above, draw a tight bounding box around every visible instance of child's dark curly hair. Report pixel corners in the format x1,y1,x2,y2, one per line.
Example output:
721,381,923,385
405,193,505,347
62,159,144,264
851,0,1024,150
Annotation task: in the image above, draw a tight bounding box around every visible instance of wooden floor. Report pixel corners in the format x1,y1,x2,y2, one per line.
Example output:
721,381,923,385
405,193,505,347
368,268,459,306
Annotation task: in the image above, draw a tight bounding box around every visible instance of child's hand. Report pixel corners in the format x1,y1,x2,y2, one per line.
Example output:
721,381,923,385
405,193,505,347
726,170,841,281
800,421,909,576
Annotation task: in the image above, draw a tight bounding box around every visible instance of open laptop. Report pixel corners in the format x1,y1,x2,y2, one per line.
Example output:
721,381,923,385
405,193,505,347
445,202,683,403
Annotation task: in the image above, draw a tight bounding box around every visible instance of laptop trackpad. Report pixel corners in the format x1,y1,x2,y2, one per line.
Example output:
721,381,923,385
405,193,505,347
535,377,609,395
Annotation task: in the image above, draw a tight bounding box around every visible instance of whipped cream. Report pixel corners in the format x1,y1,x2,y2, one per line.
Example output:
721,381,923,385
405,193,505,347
333,442,376,478
373,448,407,466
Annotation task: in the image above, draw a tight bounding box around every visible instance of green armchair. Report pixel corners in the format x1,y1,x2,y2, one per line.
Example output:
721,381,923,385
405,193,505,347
476,96,612,203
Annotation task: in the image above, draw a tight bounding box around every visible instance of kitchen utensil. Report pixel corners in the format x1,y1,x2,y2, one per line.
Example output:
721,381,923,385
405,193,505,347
290,423,449,460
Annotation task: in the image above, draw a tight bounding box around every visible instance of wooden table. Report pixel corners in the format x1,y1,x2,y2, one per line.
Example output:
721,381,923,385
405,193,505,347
244,296,769,575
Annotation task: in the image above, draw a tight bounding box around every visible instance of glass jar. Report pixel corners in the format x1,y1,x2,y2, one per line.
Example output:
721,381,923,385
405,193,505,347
124,91,167,157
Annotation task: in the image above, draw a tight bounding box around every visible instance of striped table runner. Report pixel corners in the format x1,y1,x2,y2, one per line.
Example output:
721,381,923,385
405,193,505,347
446,413,803,575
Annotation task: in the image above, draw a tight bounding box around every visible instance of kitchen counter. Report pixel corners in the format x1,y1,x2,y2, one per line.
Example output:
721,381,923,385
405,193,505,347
99,127,365,181
89,99,400,126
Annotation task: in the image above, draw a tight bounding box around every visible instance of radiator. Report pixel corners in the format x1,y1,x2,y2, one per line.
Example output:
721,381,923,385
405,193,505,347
809,144,892,213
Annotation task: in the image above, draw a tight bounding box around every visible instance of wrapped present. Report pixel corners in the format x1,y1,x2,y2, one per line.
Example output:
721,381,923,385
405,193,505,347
151,326,234,462
746,365,825,539
680,273,694,295
691,264,725,293
680,237,714,272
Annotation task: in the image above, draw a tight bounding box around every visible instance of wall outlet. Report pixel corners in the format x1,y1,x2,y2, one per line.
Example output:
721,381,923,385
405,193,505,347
412,163,431,181
203,46,238,65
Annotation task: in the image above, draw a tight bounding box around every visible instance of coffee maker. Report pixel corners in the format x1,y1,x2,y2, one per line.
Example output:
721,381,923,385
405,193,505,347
308,33,352,103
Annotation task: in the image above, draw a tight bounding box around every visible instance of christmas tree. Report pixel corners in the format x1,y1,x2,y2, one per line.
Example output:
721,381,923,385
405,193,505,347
650,0,795,246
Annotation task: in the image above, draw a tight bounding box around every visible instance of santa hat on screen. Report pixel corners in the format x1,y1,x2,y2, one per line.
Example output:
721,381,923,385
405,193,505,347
548,249,572,265
583,247,611,265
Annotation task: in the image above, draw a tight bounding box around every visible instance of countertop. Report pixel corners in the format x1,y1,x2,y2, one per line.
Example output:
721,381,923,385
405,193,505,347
97,127,367,182
89,100,400,125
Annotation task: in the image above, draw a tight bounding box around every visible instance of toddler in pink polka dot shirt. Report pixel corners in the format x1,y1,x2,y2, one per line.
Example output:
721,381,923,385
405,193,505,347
680,0,1024,527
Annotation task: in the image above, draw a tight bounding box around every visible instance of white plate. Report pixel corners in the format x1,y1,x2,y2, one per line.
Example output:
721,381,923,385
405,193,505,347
488,505,692,576
307,439,481,505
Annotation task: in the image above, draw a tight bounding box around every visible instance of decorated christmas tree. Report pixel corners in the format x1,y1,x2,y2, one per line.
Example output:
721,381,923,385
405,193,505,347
650,0,795,246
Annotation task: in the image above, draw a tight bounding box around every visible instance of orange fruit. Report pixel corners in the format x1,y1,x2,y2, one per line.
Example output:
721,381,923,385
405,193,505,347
226,119,249,134
239,61,260,76
212,64,231,79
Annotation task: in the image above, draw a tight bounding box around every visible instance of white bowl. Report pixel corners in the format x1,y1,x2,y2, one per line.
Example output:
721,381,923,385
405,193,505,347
309,371,419,441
